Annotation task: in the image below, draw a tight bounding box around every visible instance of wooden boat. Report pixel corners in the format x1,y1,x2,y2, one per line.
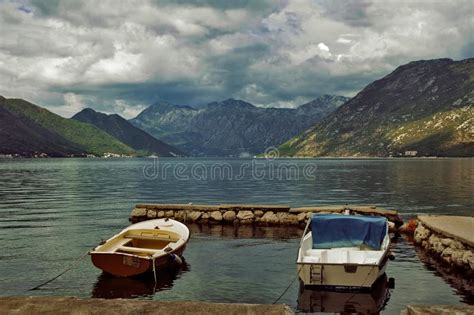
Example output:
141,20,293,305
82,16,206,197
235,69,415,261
90,218,190,277
297,214,391,289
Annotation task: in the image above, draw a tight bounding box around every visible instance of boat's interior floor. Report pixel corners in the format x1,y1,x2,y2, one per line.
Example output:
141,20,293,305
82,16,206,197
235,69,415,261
302,247,384,264
96,229,180,257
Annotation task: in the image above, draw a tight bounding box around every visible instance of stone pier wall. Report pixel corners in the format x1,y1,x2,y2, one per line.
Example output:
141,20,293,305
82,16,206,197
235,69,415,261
0,297,293,315
130,203,403,230
414,218,474,272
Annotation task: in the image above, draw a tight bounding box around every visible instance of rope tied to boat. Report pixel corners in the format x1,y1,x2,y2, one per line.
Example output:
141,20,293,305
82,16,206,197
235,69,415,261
28,251,90,291
272,265,302,304
152,255,158,284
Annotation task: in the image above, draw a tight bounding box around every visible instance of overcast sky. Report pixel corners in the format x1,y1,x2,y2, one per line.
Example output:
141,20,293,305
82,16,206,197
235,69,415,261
1,0,473,118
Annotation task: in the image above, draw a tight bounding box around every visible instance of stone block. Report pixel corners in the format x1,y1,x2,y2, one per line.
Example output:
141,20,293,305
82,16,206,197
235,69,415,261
210,211,223,221
297,212,308,223
441,247,455,259
237,210,255,221
222,211,236,222
188,211,202,221
174,210,186,221
147,210,157,219
414,224,431,244
277,212,298,225
260,211,279,224
441,238,454,247
131,208,147,217
449,240,466,250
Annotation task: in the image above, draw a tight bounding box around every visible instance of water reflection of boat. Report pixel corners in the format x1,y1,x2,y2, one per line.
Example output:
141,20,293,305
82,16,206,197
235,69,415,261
92,261,190,298
297,274,392,314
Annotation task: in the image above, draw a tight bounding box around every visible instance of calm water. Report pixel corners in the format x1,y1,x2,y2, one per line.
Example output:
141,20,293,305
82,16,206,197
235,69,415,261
0,158,473,314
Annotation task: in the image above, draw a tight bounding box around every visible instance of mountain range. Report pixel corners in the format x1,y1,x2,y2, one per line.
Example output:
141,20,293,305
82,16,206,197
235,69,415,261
130,95,348,156
1,58,472,158
278,58,474,157
0,97,181,157
72,108,182,157
0,96,135,157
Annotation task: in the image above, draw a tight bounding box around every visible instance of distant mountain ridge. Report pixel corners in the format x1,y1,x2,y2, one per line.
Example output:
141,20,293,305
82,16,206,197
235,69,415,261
6,58,469,158
0,96,135,157
278,58,474,157
130,95,348,156
0,100,82,157
72,108,183,157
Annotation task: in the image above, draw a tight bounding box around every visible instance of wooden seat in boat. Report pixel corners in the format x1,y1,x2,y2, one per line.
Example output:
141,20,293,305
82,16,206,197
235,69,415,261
124,234,180,242
117,245,162,254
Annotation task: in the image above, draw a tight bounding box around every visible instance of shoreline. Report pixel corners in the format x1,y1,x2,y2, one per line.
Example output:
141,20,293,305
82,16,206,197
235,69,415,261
1,155,473,160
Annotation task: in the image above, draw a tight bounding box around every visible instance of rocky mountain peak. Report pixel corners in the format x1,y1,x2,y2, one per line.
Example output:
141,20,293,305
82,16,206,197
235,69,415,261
73,108,110,122
278,58,473,157
130,95,345,156
72,107,183,156
297,95,349,112
205,98,256,110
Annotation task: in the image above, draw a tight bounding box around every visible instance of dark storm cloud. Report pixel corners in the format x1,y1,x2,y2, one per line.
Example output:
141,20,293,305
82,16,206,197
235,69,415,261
28,0,61,15
0,0,472,117
317,0,372,27
460,41,474,59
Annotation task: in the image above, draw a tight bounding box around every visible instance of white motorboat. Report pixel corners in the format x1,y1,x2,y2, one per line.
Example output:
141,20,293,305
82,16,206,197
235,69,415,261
297,214,391,289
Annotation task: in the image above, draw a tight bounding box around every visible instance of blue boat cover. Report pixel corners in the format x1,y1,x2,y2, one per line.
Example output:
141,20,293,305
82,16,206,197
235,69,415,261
311,214,387,250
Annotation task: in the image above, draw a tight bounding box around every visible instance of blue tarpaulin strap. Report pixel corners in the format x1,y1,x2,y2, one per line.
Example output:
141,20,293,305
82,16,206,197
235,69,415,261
311,214,387,250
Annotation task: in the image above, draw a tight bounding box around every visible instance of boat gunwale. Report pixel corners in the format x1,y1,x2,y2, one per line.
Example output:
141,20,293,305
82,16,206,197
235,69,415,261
299,282,380,291
90,243,187,259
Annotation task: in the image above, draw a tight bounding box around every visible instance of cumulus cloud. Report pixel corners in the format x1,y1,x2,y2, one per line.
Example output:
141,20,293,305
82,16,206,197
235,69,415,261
111,100,147,119
0,0,472,116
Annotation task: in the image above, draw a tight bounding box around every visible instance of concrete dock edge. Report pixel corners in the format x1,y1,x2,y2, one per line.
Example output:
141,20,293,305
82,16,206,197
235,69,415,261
414,215,474,271
0,296,294,315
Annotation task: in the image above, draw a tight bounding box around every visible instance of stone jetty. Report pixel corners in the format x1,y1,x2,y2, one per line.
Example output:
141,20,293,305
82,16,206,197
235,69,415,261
1,297,472,315
414,215,474,272
0,297,293,315
130,203,403,230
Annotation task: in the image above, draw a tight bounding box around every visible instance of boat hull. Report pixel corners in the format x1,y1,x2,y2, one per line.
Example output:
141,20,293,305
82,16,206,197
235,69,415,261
91,244,186,277
297,258,388,289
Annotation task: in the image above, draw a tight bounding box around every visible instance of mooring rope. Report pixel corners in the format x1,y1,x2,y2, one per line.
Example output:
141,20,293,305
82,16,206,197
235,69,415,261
152,256,158,284
272,265,301,304
272,229,308,305
28,251,90,291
